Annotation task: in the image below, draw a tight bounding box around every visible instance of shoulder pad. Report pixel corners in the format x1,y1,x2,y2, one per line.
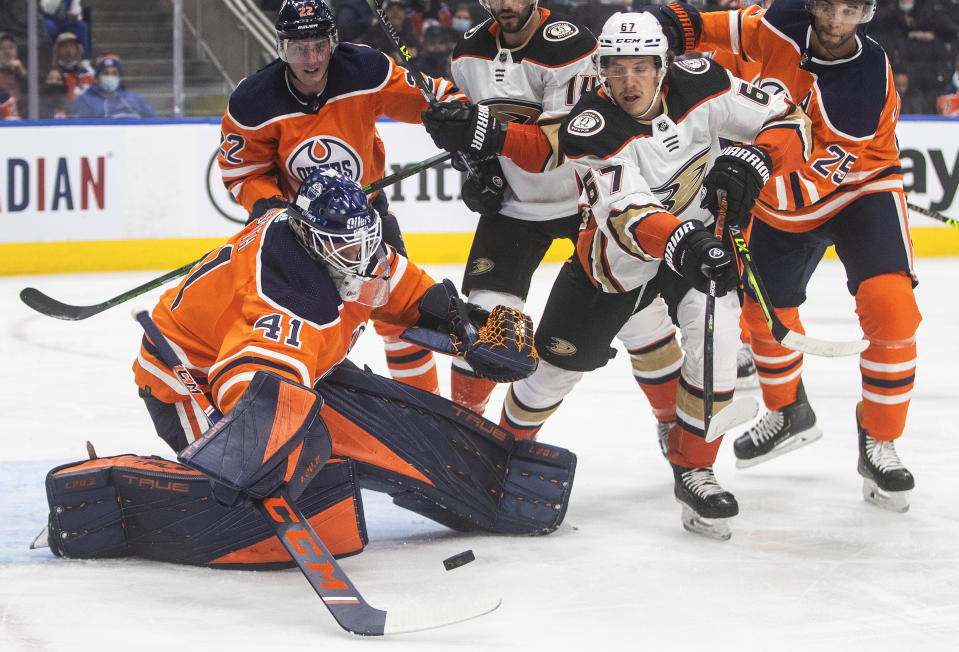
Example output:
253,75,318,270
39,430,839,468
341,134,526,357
259,218,342,325
524,16,596,66
325,43,391,96
665,58,732,121
808,40,888,138
560,91,641,160
227,60,300,127
453,19,497,59
760,0,812,50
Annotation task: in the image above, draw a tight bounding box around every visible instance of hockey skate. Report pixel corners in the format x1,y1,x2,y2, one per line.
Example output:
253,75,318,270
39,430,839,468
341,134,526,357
656,420,674,459
672,464,738,541
735,345,758,390
733,383,822,468
857,403,914,512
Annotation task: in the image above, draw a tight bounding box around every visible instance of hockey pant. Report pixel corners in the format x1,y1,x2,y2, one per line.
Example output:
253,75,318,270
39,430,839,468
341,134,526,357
48,365,575,567
451,289,525,415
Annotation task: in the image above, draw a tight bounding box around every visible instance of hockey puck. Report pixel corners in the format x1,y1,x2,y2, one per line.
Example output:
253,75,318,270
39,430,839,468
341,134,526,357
443,549,475,571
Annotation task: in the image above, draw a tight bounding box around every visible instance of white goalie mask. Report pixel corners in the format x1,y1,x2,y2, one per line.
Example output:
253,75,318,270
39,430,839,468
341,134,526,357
594,12,670,117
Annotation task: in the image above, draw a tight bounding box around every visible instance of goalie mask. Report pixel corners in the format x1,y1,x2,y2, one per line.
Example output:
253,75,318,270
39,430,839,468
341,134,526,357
275,0,338,63
595,12,671,119
289,168,389,307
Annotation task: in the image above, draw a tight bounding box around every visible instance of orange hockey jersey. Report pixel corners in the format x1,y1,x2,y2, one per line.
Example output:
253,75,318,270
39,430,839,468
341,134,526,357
133,210,435,417
218,43,464,212
699,0,905,232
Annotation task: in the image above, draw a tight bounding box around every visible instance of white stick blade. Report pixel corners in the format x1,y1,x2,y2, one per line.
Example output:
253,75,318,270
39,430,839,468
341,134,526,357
706,397,760,443
383,597,501,635
780,331,868,357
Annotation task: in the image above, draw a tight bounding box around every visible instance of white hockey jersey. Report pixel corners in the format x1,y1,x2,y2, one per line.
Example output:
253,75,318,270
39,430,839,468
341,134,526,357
451,9,597,220
559,58,811,293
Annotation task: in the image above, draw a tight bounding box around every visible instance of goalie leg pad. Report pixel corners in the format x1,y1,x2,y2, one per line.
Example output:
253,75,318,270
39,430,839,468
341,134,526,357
178,370,332,505
45,454,366,568
494,440,576,534
316,360,576,535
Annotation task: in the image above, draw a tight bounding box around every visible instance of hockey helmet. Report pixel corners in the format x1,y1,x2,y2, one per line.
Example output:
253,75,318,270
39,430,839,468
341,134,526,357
595,12,670,115
805,0,876,24
288,168,389,306
275,0,338,63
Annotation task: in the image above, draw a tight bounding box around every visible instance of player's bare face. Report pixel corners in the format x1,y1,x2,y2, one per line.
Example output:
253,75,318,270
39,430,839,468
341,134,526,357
286,37,333,95
488,0,536,36
605,56,661,120
809,0,864,58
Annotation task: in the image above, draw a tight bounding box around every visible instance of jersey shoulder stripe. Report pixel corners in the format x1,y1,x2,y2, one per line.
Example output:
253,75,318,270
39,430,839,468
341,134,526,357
226,45,390,127
663,58,732,121
260,218,342,326
560,91,649,161
805,39,888,139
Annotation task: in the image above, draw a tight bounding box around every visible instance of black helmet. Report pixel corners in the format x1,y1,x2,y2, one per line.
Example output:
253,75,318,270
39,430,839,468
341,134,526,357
275,0,338,41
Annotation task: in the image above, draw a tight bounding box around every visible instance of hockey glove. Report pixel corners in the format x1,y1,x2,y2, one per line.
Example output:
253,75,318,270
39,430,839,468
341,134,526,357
644,2,702,56
663,220,739,296
462,157,508,215
401,279,538,382
421,101,506,160
248,195,289,224
702,144,772,228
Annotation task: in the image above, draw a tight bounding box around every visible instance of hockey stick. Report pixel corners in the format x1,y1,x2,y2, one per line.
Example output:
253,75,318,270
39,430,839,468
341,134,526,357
704,396,760,443
132,309,499,636
362,0,478,179
19,151,453,321
703,195,728,435
726,224,869,357
907,202,959,229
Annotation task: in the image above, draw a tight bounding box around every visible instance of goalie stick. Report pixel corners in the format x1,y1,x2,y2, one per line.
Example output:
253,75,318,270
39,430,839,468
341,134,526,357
132,308,500,636
19,152,452,321
726,224,868,358
907,202,959,229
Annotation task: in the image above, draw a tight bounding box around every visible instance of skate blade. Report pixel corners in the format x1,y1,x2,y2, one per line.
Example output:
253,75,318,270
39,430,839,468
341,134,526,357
735,427,823,469
678,503,732,541
29,526,49,549
862,479,910,513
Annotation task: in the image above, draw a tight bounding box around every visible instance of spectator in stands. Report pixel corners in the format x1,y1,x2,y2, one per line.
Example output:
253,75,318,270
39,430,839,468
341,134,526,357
334,0,376,43
39,67,70,118
52,31,93,100
71,54,156,118
413,24,452,77
407,0,451,36
359,0,421,56
40,0,90,59
871,0,956,106
0,86,19,120
894,68,933,114
450,2,473,35
937,51,959,116
0,33,27,111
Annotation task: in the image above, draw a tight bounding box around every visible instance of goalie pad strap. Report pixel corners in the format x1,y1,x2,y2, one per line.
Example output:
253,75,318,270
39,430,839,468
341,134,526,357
45,454,366,568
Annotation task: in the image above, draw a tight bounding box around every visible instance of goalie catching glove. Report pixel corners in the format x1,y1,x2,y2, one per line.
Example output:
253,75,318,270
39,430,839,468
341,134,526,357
401,279,538,382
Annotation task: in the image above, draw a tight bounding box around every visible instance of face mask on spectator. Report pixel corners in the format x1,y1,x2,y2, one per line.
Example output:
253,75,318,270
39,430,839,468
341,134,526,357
453,17,472,32
100,75,120,92
898,1,914,10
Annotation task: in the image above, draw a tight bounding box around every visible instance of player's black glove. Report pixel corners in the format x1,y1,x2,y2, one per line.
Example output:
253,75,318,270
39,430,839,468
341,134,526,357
663,220,739,296
462,157,507,215
249,195,289,224
643,2,702,56
702,144,772,228
421,101,506,160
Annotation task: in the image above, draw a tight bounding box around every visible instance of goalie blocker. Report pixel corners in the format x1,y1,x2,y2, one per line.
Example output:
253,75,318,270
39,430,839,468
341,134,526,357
44,363,575,567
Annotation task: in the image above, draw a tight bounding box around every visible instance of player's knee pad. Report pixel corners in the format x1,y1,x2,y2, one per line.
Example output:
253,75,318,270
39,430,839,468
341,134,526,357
45,454,365,568
466,289,524,312
677,291,741,389
315,360,576,535
855,273,921,343
179,370,332,505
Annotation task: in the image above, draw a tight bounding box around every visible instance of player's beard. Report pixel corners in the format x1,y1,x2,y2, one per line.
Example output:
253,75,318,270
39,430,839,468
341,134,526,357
495,5,536,34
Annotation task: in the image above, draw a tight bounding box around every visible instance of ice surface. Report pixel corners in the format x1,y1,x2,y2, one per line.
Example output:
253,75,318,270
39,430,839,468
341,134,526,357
2,260,957,650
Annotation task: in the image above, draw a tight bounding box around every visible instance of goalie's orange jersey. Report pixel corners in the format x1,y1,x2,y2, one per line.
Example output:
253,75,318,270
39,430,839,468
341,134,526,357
218,43,464,212
699,0,904,232
133,210,435,415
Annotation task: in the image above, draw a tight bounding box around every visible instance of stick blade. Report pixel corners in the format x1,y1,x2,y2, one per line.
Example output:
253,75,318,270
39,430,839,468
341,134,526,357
705,397,760,443
382,597,501,635
780,331,868,357
19,287,101,321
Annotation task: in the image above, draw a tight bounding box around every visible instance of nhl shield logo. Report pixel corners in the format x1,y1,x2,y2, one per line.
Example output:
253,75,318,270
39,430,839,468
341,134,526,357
287,136,363,183
568,110,605,135
544,21,578,41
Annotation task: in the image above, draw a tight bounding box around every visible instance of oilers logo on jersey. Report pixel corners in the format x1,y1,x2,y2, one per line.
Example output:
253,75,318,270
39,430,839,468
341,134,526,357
286,136,364,183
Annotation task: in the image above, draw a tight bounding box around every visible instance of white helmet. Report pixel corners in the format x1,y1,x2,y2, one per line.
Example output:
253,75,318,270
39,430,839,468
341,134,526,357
595,12,670,114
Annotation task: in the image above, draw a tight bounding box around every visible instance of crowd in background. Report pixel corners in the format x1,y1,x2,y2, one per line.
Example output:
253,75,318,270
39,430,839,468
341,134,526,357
0,0,154,119
1,0,958,119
